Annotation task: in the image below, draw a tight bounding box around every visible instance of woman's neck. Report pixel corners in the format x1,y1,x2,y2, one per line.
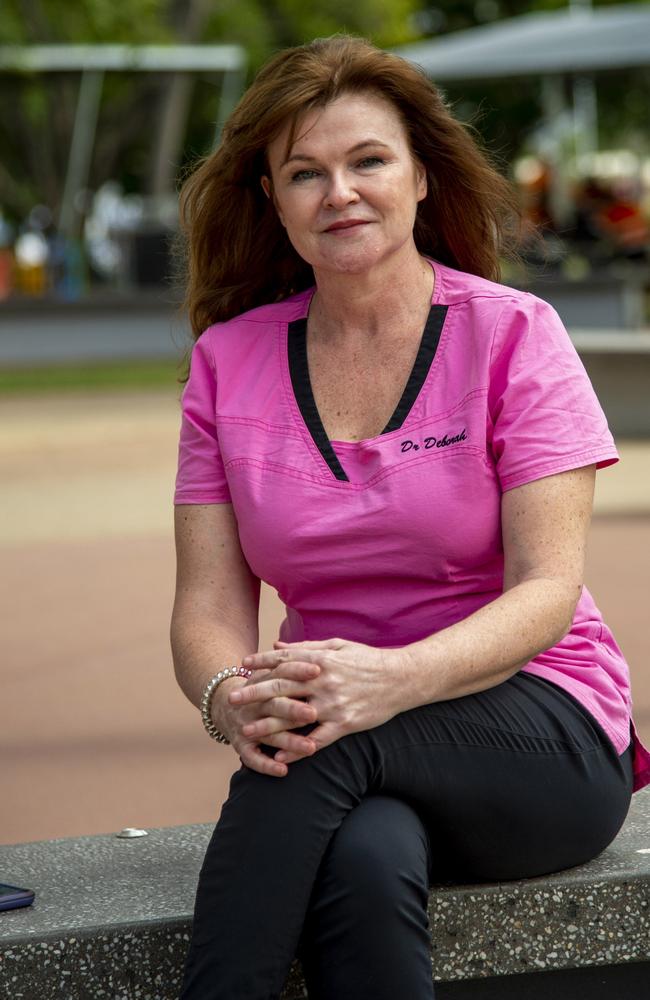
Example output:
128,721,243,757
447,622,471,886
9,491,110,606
309,247,434,349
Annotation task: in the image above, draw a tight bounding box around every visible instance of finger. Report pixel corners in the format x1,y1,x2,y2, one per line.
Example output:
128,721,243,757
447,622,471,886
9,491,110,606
233,695,314,732
255,730,317,755
245,658,319,674
229,678,316,706
243,648,320,669
272,749,301,764
263,661,321,683
246,666,273,681
269,695,318,723
238,744,288,778
241,701,317,738
273,639,342,649
275,722,337,760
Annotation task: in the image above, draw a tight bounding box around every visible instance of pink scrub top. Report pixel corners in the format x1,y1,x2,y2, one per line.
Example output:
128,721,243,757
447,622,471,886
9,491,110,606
174,257,650,793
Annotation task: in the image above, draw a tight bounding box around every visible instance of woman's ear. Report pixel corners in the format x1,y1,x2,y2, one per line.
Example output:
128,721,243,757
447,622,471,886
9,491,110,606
415,159,428,202
261,175,272,199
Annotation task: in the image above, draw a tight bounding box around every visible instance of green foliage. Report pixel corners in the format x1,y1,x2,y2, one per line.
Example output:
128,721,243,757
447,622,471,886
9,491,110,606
0,5,25,44
0,358,183,394
201,0,421,75
203,0,275,71
258,0,420,50
22,80,48,123
1,0,170,44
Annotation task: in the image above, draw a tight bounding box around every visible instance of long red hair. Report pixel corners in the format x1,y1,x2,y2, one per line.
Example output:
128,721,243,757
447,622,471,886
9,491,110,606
177,34,527,341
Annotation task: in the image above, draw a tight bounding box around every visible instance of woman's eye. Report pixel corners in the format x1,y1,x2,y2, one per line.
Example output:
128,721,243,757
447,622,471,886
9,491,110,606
357,156,384,168
291,169,319,182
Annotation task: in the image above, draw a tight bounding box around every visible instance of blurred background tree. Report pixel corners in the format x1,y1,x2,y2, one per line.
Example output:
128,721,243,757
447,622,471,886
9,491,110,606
2,0,170,221
0,0,420,223
1,0,648,284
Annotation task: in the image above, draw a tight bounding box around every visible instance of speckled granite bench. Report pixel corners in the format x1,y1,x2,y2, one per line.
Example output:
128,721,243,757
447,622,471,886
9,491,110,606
1,789,649,1000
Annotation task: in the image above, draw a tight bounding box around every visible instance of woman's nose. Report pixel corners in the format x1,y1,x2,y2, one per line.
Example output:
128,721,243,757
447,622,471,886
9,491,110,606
324,170,360,208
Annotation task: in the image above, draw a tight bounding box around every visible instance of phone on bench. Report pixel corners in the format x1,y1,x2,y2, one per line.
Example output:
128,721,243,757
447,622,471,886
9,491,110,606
0,882,35,911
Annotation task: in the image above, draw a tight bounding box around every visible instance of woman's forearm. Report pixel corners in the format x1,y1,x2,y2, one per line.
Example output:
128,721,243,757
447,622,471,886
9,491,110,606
170,608,258,711
397,578,579,710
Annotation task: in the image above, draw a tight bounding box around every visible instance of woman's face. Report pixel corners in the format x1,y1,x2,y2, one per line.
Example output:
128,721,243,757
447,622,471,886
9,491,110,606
262,90,427,277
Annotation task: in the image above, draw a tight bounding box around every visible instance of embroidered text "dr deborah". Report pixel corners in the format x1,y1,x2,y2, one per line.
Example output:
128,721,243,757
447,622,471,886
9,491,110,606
400,429,467,453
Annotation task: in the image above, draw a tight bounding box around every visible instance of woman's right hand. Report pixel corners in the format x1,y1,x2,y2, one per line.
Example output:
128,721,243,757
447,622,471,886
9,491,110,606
211,661,321,777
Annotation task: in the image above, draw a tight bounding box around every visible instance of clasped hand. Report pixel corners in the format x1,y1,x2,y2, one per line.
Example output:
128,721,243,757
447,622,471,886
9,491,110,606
227,638,404,777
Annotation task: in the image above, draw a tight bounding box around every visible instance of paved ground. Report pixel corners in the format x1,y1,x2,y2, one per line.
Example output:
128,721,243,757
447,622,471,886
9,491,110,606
2,389,649,846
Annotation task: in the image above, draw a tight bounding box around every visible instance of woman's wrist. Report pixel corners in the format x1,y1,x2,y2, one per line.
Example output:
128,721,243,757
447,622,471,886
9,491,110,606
210,676,248,737
377,646,424,716
212,674,247,708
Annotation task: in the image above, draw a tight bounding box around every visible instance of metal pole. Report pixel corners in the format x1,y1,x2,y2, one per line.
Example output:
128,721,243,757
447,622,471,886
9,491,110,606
58,69,104,237
213,66,246,149
540,75,574,230
569,0,598,162
572,74,599,161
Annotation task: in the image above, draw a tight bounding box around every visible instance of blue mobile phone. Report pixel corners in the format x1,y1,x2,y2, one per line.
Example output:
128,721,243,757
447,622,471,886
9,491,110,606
0,882,35,911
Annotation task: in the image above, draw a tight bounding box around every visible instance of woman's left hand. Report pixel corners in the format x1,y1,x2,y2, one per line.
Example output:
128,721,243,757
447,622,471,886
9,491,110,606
229,637,407,764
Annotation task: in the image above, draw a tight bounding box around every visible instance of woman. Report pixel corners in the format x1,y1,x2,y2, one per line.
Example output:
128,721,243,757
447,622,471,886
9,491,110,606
171,35,650,1000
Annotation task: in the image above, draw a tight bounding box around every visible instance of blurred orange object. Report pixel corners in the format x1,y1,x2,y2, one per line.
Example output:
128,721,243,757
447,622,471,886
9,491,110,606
14,261,48,296
598,200,649,250
0,248,13,300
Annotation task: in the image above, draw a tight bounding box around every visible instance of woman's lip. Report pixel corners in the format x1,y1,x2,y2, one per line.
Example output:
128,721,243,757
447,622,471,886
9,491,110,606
323,220,369,232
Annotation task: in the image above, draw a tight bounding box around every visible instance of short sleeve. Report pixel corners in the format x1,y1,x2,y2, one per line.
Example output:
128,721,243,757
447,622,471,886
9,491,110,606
173,333,232,505
488,294,618,492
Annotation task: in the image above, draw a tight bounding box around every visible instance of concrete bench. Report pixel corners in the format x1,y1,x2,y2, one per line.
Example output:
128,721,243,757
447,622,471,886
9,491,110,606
1,789,648,1000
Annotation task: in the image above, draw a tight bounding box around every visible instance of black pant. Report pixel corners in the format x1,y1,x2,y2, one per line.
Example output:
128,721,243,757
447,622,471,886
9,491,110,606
179,672,634,1000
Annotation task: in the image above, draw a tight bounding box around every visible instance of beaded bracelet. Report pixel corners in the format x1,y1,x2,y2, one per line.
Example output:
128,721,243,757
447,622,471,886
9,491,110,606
200,666,253,744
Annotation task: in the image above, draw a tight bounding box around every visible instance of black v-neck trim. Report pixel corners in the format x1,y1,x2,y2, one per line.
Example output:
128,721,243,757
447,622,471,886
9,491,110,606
288,315,350,482
287,303,449,482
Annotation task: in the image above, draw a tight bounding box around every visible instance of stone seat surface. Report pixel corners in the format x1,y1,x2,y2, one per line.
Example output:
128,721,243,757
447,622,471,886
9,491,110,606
1,789,649,999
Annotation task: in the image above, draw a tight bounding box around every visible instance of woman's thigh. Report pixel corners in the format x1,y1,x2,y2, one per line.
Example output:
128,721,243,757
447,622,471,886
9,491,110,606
353,671,634,883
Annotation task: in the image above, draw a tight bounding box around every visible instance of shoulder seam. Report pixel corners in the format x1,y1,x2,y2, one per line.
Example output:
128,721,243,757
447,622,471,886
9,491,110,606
445,288,531,307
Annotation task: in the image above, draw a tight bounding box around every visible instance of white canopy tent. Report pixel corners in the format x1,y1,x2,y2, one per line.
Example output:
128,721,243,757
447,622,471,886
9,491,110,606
394,4,650,227
393,4,650,80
